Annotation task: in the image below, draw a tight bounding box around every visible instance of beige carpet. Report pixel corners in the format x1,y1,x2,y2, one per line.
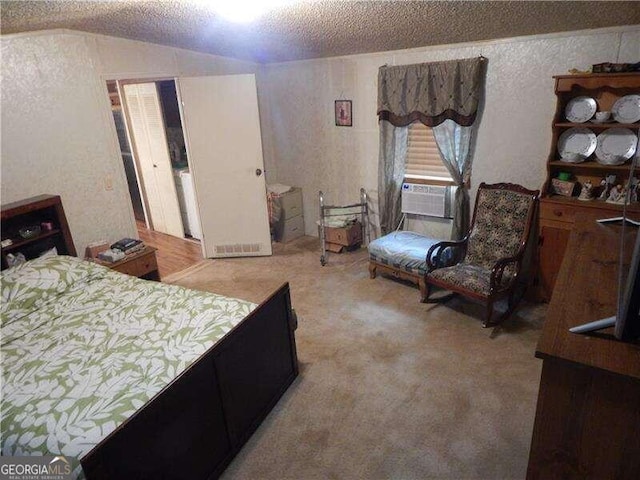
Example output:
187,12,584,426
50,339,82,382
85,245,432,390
166,236,546,480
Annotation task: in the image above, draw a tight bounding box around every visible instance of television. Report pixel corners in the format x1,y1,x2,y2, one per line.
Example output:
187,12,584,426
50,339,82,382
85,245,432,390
569,211,640,341
615,227,640,340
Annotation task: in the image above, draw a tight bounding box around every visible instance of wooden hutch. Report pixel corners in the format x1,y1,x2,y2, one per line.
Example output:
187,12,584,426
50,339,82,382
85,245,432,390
538,73,640,301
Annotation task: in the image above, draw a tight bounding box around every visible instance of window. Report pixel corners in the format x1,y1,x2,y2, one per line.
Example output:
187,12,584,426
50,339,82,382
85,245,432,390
405,122,453,183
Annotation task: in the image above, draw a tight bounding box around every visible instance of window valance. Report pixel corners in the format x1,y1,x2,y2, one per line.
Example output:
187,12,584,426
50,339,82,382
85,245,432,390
377,57,485,127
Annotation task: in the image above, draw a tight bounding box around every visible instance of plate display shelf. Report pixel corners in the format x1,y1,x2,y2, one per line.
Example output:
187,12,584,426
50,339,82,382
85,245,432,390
547,73,640,181
538,73,640,302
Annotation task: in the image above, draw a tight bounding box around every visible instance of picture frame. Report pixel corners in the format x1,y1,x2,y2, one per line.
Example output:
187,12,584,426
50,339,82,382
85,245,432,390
335,100,352,127
550,178,576,197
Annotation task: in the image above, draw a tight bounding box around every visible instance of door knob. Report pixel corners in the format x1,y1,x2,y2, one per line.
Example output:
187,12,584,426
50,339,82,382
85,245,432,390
153,164,158,168
255,168,262,176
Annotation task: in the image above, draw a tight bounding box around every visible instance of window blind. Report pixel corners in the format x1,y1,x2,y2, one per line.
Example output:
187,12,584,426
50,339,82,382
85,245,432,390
405,123,453,181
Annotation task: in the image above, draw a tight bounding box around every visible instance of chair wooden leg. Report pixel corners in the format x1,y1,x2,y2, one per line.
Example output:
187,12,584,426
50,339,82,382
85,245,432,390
419,277,428,303
369,262,376,279
483,300,495,328
499,282,526,324
423,281,456,304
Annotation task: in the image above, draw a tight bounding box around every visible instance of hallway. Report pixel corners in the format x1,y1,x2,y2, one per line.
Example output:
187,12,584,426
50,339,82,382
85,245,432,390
136,221,202,278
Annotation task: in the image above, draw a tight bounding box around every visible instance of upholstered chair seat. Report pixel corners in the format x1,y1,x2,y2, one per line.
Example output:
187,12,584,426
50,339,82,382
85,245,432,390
427,263,512,297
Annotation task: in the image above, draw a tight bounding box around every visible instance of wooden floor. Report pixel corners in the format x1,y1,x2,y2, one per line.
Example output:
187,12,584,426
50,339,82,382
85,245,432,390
137,221,202,278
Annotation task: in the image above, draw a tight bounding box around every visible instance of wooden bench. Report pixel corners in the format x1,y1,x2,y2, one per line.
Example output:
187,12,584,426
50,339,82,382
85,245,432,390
368,231,448,302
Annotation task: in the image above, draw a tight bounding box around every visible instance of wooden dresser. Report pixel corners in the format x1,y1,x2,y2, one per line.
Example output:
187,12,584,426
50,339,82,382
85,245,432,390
538,73,640,301
527,213,640,479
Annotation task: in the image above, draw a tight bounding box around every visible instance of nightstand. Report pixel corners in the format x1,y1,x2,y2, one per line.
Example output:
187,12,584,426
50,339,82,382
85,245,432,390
94,246,160,281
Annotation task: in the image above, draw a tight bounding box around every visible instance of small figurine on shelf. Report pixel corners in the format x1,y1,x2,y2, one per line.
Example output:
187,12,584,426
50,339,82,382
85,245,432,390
599,174,616,200
578,180,594,201
606,184,627,204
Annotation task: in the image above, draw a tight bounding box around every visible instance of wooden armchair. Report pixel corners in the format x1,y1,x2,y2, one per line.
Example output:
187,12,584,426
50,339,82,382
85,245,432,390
424,183,539,327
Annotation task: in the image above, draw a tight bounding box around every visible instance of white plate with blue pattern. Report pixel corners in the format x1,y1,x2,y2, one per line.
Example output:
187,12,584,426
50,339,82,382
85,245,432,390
565,96,597,123
612,95,640,124
557,127,597,162
595,128,638,165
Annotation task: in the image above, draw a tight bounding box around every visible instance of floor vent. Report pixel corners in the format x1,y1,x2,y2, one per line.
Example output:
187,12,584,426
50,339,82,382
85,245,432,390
214,243,262,256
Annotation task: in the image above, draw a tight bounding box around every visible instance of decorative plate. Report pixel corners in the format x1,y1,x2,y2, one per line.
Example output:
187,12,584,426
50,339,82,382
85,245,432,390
557,127,597,162
612,95,640,124
595,128,638,165
565,96,597,123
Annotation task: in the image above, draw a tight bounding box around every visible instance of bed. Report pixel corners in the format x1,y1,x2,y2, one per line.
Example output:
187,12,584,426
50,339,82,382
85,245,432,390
1,254,298,479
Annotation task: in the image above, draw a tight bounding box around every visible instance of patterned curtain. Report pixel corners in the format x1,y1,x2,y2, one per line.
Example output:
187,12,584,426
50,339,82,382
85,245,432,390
378,57,484,127
378,122,408,234
377,57,485,238
432,120,473,240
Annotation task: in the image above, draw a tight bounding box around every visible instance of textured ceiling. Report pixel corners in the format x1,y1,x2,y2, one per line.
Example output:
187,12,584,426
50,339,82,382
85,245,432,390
1,1,639,63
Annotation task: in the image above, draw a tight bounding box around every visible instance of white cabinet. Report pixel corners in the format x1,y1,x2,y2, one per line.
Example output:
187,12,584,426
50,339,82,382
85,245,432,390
173,169,202,240
274,188,304,243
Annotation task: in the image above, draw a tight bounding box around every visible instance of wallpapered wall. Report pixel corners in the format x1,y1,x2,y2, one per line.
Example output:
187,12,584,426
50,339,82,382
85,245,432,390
259,26,640,239
2,26,639,255
1,30,257,254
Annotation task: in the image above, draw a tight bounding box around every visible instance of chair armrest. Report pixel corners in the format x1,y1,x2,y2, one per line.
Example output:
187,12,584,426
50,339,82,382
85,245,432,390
490,253,523,290
426,239,467,271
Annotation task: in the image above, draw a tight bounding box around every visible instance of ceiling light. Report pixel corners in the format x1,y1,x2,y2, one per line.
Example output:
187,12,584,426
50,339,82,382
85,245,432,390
201,0,296,23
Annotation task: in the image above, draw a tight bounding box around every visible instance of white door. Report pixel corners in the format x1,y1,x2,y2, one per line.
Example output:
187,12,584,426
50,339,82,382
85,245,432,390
122,83,184,238
177,74,272,257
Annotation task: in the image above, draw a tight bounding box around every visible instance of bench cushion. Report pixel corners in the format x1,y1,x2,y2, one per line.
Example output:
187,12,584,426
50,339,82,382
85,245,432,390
368,231,446,276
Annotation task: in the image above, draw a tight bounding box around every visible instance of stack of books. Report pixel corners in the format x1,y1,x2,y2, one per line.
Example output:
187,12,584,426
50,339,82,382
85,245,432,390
110,238,145,255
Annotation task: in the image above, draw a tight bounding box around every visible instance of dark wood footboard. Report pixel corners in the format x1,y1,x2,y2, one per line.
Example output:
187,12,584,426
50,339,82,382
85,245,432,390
81,283,298,480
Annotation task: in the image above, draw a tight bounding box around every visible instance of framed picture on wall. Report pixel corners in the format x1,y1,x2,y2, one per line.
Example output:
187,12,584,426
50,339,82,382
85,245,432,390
335,100,352,127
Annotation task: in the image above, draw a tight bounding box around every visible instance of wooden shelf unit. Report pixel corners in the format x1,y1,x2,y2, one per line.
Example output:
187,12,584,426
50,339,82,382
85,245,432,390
2,229,63,252
554,121,639,129
546,73,640,190
106,80,121,110
538,73,640,301
1,195,77,269
548,160,633,171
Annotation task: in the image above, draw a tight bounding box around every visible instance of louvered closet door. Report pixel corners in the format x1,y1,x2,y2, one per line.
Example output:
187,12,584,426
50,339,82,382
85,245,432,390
123,83,184,238
176,74,272,258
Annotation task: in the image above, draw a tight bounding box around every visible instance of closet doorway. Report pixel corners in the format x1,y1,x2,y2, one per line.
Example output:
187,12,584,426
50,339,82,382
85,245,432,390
107,79,202,242
107,73,272,261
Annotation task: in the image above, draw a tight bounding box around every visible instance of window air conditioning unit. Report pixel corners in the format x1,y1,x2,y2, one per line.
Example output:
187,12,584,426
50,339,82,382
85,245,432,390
401,183,456,219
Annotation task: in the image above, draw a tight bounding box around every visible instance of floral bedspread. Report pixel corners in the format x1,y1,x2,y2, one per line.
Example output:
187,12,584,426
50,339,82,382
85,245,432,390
1,255,255,478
